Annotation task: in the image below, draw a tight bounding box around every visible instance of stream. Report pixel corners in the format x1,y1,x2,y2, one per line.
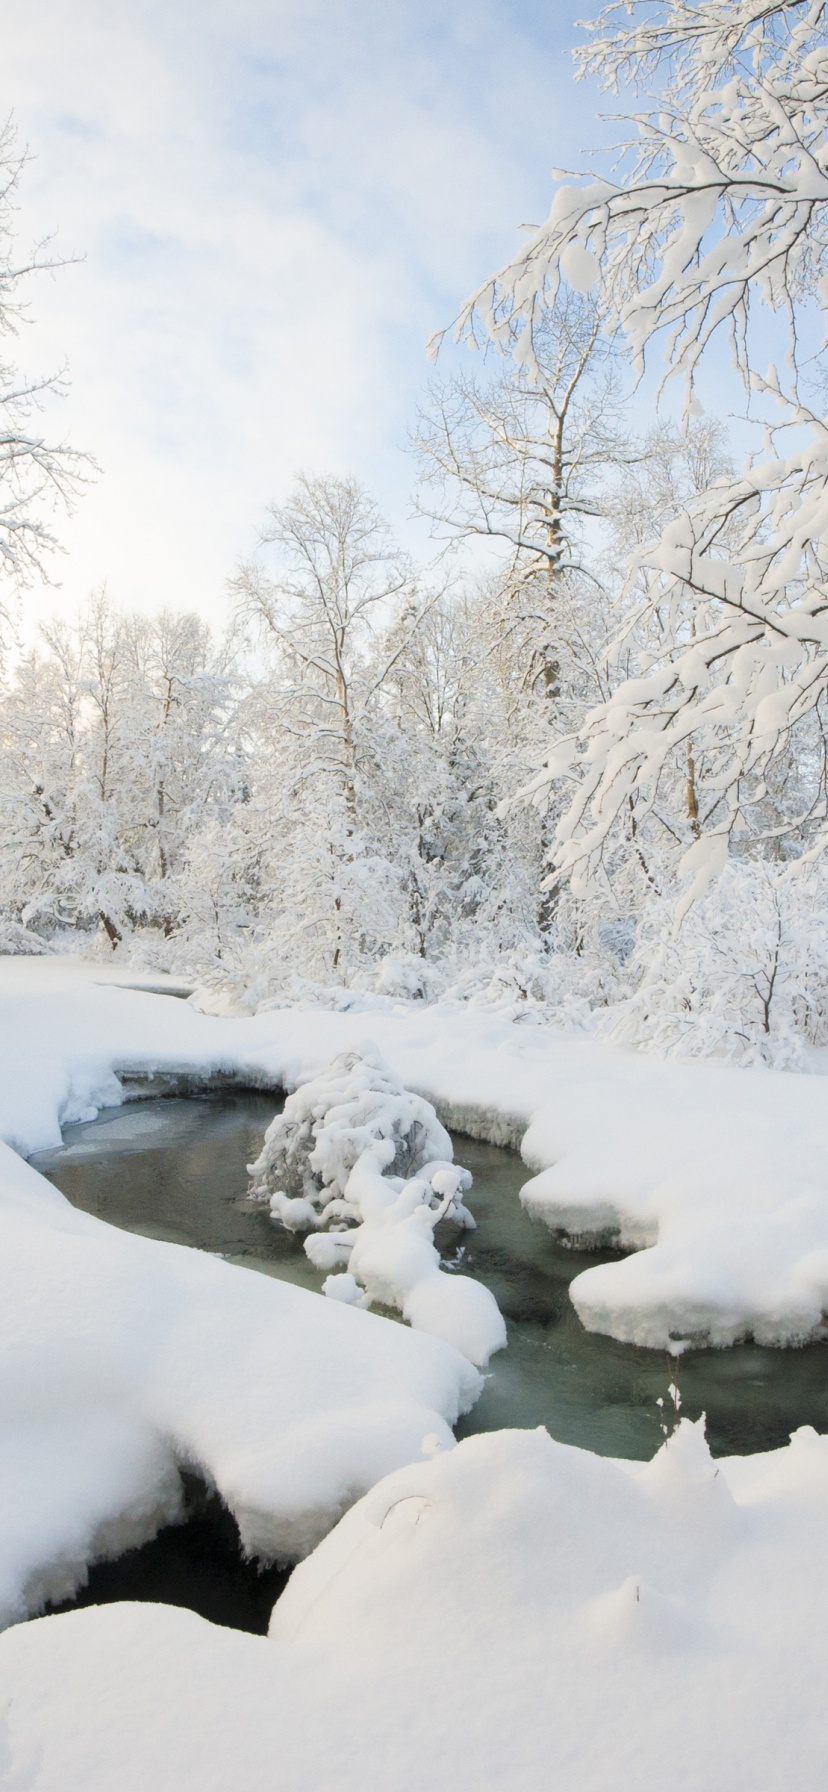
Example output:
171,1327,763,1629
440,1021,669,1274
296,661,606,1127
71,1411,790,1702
29,1089,828,1629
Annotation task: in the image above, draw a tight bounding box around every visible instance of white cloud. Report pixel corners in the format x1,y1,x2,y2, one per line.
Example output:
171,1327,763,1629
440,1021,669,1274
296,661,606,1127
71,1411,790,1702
4,0,596,628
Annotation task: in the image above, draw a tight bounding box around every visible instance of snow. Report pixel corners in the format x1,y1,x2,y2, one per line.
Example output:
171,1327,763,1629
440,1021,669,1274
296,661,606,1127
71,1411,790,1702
4,958,828,1783
3,1418,828,1790
6,952,828,1634
5,956,828,1359
0,1051,480,1625
249,1049,505,1366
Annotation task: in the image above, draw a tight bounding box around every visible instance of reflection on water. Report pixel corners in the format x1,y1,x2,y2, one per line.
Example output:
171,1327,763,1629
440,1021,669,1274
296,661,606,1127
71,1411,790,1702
441,1134,828,1459
33,1094,828,1462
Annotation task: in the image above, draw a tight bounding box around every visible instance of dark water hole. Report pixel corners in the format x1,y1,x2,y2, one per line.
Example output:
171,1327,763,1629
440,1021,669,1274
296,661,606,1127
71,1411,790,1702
30,1092,828,1627
44,1474,290,1635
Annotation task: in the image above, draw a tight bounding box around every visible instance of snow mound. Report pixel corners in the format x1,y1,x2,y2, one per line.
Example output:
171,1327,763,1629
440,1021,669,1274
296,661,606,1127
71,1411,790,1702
4,1421,828,1789
249,1049,506,1367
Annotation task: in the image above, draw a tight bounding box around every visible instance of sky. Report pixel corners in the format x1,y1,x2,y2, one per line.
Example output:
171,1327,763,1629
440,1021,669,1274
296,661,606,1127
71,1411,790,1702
2,0,623,630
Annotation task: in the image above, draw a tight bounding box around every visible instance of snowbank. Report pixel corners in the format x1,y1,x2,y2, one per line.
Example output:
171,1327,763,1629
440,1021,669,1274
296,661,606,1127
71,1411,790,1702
0,1132,480,1628
3,1420,828,1790
250,1050,506,1366
6,955,828,1350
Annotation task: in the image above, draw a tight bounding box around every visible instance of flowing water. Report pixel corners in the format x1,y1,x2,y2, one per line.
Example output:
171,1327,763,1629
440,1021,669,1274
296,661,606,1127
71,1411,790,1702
30,1091,828,1628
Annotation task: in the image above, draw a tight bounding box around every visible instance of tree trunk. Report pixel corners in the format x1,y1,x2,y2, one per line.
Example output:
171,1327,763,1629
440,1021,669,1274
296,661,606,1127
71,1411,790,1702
686,739,701,838
100,912,121,949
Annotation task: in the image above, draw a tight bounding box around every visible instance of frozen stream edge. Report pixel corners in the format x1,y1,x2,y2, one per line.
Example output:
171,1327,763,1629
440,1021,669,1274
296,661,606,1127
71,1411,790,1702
3,968,828,1789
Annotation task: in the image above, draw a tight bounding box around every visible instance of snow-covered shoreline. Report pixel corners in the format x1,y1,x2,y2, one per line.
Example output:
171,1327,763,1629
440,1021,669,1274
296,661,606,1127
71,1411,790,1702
4,1420,828,1790
3,958,828,1788
0,1130,480,1621
5,957,828,1351
0,961,486,1633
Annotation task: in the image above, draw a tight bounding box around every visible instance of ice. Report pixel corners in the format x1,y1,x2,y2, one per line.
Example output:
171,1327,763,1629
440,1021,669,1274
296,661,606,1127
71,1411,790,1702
44,1106,192,1162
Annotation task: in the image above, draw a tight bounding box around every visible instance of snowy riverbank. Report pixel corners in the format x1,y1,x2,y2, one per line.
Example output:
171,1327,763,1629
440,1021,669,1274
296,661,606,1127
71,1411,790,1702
4,1421,828,1790
4,956,828,1350
0,1120,480,1628
3,956,828,1787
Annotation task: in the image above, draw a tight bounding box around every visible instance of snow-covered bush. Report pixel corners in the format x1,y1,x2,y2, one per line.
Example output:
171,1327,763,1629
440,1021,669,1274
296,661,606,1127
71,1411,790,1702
249,1049,506,1366
0,921,54,957
375,955,444,1001
603,861,828,1067
249,1048,452,1200
439,926,630,1029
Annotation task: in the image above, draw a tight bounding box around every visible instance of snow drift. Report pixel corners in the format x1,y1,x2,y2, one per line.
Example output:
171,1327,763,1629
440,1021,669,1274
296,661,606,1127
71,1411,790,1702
3,1420,828,1790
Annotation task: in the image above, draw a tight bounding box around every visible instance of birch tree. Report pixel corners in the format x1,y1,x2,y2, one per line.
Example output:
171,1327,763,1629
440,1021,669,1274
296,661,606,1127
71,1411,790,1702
233,475,413,828
417,296,630,700
232,474,433,973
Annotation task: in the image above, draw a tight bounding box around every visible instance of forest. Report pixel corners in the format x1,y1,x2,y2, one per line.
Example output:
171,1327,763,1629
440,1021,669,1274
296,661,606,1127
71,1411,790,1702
5,0,828,1071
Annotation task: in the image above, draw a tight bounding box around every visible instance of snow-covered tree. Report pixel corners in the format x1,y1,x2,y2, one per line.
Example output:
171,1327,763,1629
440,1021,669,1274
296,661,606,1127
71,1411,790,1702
456,0,828,905
418,295,657,945
234,475,414,828
417,296,631,700
0,120,90,630
376,592,542,965
604,855,828,1066
120,607,237,934
0,595,237,948
231,474,438,978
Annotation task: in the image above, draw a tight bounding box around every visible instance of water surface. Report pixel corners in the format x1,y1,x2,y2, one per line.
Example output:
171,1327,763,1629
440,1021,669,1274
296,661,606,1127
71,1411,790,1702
33,1092,828,1462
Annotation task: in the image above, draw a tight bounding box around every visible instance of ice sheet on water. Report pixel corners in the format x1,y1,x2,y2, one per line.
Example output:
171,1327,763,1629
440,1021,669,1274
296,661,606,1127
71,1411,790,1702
34,1101,206,1164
